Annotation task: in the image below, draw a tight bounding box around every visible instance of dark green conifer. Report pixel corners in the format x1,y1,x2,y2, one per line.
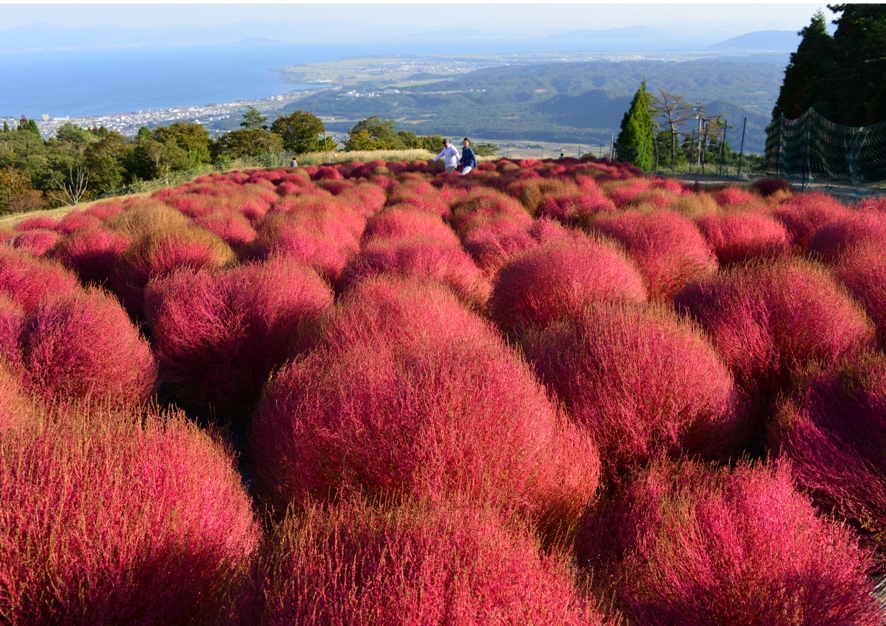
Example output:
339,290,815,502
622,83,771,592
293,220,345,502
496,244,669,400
616,80,655,173
772,10,834,120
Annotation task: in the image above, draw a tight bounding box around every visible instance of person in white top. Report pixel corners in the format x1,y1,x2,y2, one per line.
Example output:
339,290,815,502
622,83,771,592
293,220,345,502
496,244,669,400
433,138,460,172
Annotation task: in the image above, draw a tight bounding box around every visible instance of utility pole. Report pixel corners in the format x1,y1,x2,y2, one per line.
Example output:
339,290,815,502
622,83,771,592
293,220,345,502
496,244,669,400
736,117,747,180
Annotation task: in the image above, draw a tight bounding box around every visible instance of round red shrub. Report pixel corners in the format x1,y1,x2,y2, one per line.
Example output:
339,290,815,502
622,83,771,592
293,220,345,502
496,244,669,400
833,242,886,344
0,358,30,432
491,235,646,333
12,288,157,407
336,183,388,218
695,212,791,265
0,247,81,312
0,406,259,625
12,229,60,256
15,216,58,232
362,207,460,247
112,226,237,318
461,215,537,276
193,210,257,250
237,500,606,626
591,210,718,301
772,353,886,549
50,227,131,287
575,459,882,626
536,191,616,228
808,210,886,262
675,259,876,401
710,185,759,207
56,209,102,234
340,236,491,310
772,191,848,250
250,276,600,535
144,257,333,420
523,302,746,477
449,188,530,234
84,199,124,221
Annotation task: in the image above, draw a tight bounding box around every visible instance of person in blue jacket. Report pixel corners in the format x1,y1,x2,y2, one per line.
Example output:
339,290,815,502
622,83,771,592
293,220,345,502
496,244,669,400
460,137,477,175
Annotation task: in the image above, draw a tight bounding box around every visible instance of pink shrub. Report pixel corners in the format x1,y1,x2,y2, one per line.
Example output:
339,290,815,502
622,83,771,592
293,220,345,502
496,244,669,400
524,302,746,477
362,207,460,247
710,185,759,207
536,190,616,228
84,199,124,220
14,216,58,232
8,288,157,407
575,459,882,626
56,209,102,234
251,208,363,288
12,229,60,256
834,242,886,344
250,276,600,536
193,210,257,251
112,226,237,318
341,236,491,310
336,183,388,218
695,212,791,265
591,210,718,301
0,247,81,311
490,235,646,333
808,209,886,262
0,406,258,625
50,227,131,287
772,353,886,550
461,216,537,276
603,178,653,208
449,188,531,234
772,191,848,250
144,257,333,420
0,357,29,432
675,259,876,401
237,500,606,626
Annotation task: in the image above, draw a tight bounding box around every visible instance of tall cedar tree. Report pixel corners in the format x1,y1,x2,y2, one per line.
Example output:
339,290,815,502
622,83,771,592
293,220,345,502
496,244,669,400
828,4,886,125
772,10,834,120
616,81,655,173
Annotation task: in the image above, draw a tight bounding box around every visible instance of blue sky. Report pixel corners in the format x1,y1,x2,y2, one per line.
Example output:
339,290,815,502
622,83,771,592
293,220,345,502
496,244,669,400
0,3,824,35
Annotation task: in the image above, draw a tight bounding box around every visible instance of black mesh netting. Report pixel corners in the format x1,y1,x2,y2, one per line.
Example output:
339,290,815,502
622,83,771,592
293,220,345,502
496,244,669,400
766,109,886,185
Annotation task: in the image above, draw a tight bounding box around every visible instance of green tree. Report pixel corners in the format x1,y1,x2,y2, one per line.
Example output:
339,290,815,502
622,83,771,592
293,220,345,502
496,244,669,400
152,122,211,167
828,4,886,124
240,106,269,131
473,142,499,157
348,116,398,148
772,10,834,120
213,128,284,159
343,129,380,151
615,80,655,173
0,165,41,214
271,110,325,153
84,131,132,193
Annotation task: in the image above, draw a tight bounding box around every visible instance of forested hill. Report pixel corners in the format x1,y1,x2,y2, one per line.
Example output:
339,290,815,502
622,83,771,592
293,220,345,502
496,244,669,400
290,58,781,153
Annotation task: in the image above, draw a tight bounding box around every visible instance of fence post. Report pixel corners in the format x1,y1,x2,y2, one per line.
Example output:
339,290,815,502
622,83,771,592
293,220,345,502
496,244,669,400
736,117,748,179
718,119,727,176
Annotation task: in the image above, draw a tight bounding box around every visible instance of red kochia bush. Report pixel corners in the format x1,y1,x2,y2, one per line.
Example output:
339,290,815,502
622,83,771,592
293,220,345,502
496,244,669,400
144,257,333,420
0,358,29,432
461,215,537,276
6,288,157,407
14,216,58,232
0,247,81,311
56,209,102,234
772,191,847,250
237,500,607,626
250,277,600,536
695,212,791,265
772,353,886,549
112,226,237,318
591,210,717,301
575,459,882,626
11,229,60,256
0,406,258,625
50,227,131,286
808,210,886,262
675,259,875,401
834,242,886,344
536,191,616,229
490,234,646,333
523,302,745,477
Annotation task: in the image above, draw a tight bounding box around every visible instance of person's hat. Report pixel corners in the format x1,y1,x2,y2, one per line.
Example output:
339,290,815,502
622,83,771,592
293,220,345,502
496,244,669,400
444,138,450,144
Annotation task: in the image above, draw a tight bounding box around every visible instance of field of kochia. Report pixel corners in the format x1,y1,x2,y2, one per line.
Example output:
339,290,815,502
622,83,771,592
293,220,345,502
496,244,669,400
1,155,885,625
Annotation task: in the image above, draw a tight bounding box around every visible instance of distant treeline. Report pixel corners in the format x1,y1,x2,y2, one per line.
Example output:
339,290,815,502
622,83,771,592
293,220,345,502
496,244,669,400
0,109,457,213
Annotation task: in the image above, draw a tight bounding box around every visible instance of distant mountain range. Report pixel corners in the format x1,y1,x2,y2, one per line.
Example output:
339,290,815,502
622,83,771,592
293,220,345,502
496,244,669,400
0,21,800,54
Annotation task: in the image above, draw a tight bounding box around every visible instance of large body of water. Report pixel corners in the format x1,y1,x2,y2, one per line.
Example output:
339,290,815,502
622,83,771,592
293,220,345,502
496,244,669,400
1,37,715,119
